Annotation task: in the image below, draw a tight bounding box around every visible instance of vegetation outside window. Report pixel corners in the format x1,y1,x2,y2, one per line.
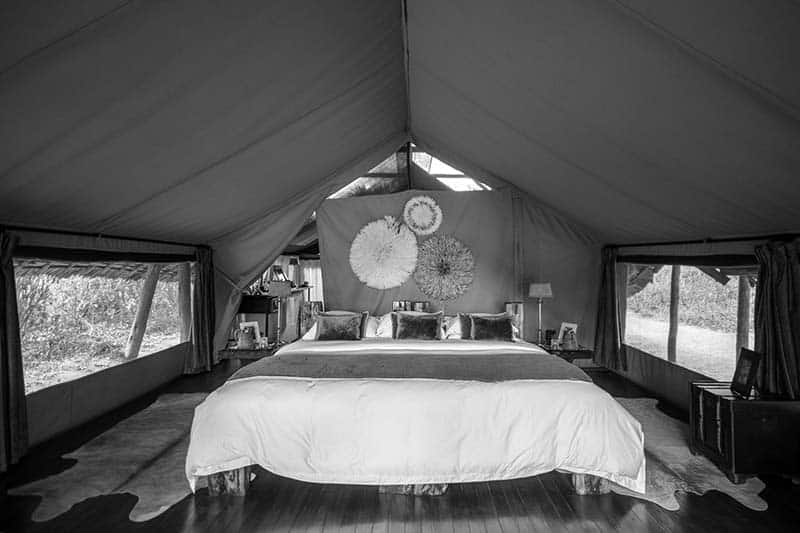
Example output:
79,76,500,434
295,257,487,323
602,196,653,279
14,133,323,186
14,259,193,394
623,263,756,381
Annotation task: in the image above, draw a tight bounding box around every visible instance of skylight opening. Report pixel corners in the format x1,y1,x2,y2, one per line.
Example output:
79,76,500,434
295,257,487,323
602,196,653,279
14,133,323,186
327,145,491,199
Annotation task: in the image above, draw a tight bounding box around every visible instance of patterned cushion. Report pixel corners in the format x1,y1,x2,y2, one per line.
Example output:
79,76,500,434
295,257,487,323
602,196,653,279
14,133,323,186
453,312,510,339
314,311,369,338
315,314,364,340
470,314,514,341
395,311,443,340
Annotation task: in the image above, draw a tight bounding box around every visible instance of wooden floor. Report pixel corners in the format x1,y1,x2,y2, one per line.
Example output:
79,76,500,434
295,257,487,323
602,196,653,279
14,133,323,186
3,363,800,533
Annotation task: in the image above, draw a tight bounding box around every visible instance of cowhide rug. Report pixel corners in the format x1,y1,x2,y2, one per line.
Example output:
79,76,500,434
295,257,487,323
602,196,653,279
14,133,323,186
10,393,207,522
612,397,767,511
11,394,767,523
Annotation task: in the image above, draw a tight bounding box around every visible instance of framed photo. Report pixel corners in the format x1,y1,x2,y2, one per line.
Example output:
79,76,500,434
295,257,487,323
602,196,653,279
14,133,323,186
730,348,762,399
557,322,578,342
411,301,429,312
239,320,261,341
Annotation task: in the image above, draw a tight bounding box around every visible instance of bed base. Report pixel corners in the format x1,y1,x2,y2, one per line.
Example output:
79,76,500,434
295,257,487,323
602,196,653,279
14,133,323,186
204,468,605,498
207,466,251,496
570,473,611,495
378,484,449,496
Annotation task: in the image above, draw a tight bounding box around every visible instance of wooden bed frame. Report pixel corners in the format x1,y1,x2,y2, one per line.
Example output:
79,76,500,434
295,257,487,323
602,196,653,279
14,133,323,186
205,468,609,497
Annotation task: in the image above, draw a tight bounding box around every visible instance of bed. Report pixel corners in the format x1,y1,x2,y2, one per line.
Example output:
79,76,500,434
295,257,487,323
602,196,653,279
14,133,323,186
185,339,645,494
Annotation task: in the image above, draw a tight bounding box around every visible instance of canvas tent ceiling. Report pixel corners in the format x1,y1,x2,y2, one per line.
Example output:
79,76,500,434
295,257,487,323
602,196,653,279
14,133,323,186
2,0,800,247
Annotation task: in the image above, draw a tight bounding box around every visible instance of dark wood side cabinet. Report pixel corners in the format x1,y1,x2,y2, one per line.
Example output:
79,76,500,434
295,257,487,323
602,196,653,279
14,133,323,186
689,381,800,483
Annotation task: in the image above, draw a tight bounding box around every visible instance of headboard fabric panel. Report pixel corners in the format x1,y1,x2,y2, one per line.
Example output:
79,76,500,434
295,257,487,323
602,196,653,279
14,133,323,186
318,190,514,315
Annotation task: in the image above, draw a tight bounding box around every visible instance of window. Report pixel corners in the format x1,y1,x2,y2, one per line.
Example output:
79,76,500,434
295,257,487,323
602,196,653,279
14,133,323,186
624,263,756,381
14,259,192,394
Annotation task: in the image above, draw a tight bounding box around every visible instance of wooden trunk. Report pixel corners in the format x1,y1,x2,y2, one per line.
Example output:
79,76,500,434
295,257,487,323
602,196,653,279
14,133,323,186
207,466,251,496
378,484,449,496
570,474,610,495
689,381,800,483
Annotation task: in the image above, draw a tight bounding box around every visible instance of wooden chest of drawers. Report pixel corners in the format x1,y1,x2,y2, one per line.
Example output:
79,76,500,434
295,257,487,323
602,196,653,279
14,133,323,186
689,381,800,483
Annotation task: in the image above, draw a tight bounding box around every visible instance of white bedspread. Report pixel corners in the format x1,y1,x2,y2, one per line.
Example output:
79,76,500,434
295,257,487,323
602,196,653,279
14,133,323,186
186,340,645,493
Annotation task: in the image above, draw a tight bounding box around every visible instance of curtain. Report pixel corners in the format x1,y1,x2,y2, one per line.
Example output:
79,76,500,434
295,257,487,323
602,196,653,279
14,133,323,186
593,247,627,370
1,231,28,472
300,260,324,302
185,247,215,374
754,239,800,399
210,133,408,352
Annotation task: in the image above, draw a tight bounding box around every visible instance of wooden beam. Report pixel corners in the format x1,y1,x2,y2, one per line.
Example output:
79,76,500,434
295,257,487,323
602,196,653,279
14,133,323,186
698,266,731,285
124,264,161,359
177,262,192,343
207,466,251,496
378,484,449,496
667,265,680,363
735,275,751,357
571,474,610,495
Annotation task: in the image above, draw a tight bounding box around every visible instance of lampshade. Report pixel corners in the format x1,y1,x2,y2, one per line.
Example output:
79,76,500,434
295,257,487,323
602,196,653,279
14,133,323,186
528,282,553,299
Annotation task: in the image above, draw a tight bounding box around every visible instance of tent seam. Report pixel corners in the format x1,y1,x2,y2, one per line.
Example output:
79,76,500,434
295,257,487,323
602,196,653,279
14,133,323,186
92,58,400,236
606,0,800,124
401,0,412,136
0,1,133,79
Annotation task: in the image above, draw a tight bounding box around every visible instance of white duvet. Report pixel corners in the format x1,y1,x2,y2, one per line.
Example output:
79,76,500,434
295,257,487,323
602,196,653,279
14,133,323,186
186,340,645,493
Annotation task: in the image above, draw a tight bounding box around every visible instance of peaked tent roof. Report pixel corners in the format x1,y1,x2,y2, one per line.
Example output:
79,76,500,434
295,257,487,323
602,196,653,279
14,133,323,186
1,0,799,248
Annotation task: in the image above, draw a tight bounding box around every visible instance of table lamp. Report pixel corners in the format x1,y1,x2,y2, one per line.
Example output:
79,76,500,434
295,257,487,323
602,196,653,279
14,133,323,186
528,282,553,344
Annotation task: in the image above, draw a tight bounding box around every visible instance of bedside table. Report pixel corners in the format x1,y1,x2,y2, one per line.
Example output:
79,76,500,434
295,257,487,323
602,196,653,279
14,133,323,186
218,346,278,361
538,345,593,363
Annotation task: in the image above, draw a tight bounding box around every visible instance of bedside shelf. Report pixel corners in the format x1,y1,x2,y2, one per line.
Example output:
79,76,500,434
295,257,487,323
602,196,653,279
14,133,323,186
218,347,277,360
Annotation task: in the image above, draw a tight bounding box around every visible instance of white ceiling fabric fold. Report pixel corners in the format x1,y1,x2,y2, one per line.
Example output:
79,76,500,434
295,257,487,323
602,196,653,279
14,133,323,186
406,0,800,244
0,0,406,243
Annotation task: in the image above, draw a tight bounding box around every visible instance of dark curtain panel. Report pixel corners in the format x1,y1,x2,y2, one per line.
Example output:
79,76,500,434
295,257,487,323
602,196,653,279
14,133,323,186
185,247,216,374
755,239,800,399
593,247,627,370
1,231,28,472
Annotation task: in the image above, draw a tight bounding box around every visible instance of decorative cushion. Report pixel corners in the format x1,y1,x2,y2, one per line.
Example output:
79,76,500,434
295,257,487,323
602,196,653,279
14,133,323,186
315,313,365,340
314,310,369,336
470,314,514,341
395,311,443,340
449,312,515,339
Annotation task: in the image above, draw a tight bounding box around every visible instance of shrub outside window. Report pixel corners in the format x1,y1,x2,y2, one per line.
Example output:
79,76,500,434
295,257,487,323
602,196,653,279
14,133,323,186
623,263,756,381
14,259,192,394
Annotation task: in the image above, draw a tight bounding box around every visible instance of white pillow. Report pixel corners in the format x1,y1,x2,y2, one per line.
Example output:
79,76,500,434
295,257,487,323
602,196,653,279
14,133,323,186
374,314,393,338
301,323,317,340
363,315,380,337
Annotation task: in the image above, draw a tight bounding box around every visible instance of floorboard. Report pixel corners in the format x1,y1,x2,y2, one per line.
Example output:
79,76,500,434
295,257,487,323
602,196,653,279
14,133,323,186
3,366,800,532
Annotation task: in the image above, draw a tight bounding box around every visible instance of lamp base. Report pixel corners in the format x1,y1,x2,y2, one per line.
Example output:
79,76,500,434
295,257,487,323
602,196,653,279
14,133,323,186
537,298,544,345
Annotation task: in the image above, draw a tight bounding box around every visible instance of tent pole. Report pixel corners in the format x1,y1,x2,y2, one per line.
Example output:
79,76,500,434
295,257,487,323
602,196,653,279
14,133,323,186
735,276,751,358
125,264,161,359
178,262,192,342
406,141,412,189
667,265,680,362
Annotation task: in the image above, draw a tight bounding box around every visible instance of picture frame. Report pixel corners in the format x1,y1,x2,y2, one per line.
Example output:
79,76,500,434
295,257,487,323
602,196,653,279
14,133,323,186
411,301,430,312
239,320,261,341
557,322,578,343
730,348,762,399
